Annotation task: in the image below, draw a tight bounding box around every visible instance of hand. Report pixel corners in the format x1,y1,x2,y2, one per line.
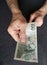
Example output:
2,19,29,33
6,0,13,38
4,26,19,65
7,12,27,43
29,1,47,27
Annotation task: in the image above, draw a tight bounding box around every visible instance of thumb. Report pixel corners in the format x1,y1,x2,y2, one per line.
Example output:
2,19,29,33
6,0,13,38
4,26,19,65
29,13,37,22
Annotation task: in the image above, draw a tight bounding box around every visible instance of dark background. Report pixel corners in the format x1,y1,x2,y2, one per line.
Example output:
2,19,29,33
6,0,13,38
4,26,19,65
18,0,46,20
0,0,47,65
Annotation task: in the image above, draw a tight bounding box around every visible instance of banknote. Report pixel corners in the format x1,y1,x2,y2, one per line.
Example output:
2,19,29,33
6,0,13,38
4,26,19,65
14,22,38,63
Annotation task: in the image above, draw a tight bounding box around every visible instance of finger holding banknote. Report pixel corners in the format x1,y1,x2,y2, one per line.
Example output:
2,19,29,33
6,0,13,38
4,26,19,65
7,13,27,43
29,1,47,27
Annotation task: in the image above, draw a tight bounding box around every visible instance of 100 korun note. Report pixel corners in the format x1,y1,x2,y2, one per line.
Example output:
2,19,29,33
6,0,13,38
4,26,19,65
14,22,38,63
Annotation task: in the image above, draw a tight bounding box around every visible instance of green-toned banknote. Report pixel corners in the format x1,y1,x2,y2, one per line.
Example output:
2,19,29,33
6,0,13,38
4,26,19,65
14,22,38,63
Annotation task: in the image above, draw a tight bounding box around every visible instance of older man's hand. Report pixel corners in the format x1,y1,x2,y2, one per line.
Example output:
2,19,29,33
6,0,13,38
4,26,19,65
29,1,47,27
7,13,27,43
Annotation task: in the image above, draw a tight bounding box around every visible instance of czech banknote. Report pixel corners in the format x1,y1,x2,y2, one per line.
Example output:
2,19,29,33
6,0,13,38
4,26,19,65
14,22,38,63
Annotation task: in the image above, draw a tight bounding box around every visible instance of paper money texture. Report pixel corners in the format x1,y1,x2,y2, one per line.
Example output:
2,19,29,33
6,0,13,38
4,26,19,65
14,22,38,63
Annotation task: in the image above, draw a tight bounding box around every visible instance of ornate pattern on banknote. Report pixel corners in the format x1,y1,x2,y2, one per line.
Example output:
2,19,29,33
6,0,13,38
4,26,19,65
14,22,38,63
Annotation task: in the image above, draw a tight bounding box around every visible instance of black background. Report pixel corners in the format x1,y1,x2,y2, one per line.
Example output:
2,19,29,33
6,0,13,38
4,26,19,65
18,0,46,20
